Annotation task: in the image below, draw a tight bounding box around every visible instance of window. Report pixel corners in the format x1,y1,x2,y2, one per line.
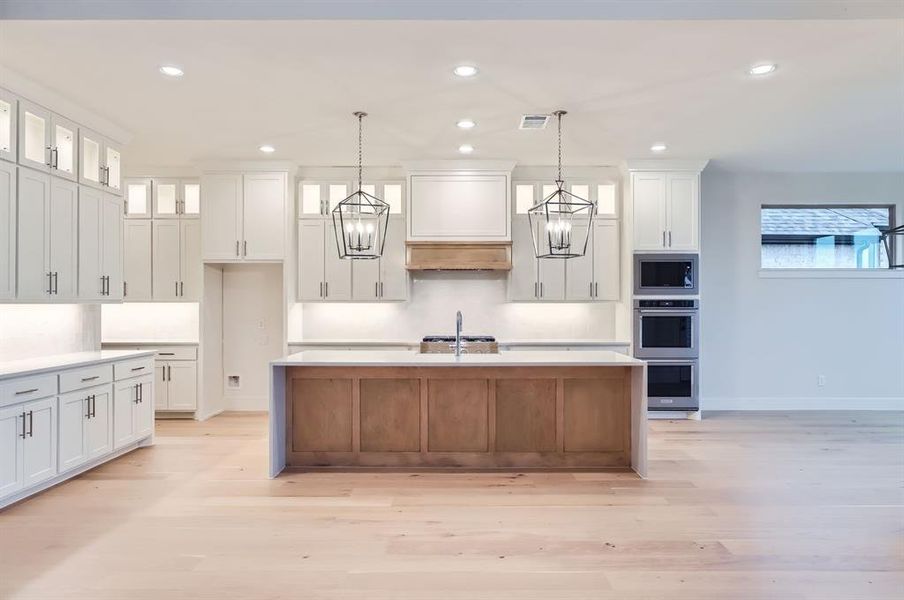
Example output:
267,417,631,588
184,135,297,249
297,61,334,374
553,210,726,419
761,205,895,269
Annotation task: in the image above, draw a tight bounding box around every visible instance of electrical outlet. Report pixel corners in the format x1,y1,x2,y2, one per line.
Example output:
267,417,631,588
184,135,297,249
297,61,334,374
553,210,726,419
227,375,241,389
817,374,826,387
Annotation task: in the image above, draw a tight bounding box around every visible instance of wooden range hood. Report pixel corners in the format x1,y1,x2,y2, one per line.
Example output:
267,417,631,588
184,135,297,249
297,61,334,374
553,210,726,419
405,241,512,271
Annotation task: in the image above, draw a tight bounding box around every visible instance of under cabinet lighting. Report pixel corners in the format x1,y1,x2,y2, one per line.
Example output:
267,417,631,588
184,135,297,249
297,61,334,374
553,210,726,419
159,65,184,77
453,65,478,77
748,63,777,76
458,144,474,154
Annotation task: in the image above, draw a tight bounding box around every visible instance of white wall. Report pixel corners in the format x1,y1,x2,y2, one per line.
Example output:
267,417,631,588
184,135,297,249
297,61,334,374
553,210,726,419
701,169,904,409
101,303,200,343
222,263,284,410
0,304,100,361
292,271,618,341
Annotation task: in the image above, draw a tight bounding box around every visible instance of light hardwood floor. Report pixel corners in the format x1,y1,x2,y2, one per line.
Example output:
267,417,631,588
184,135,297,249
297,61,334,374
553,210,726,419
1,411,902,600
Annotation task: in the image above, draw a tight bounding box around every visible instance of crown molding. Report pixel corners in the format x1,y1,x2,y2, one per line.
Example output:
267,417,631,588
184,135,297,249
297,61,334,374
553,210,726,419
623,159,710,173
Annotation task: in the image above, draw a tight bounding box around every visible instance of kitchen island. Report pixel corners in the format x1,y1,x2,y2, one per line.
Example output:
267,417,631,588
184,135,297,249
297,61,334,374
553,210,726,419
269,351,647,477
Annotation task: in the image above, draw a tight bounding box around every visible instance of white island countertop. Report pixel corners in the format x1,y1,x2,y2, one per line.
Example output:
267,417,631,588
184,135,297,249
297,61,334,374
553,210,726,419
272,349,644,368
0,350,155,380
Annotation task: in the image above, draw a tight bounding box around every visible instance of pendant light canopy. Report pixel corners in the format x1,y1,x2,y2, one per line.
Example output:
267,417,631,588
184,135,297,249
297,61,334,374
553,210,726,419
332,111,390,260
527,110,595,259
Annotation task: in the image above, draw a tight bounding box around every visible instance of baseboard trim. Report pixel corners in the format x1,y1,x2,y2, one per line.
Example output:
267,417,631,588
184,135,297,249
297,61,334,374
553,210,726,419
222,395,269,411
702,396,904,411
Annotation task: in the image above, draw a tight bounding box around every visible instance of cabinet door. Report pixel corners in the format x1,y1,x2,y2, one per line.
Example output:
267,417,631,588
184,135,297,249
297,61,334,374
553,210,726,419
167,362,197,410
565,222,594,301
152,178,180,219
152,220,181,300
509,216,538,301
242,171,286,260
0,161,15,299
17,100,50,172
154,364,168,409
134,378,154,439
101,193,124,300
104,141,122,195
58,391,88,472
298,220,325,301
201,173,242,260
77,185,103,300
538,258,566,301
86,388,114,460
181,180,201,218
123,220,152,301
666,173,699,251
632,172,667,251
0,89,17,163
50,114,78,182
0,406,25,498
113,381,137,449
352,259,380,301
592,221,620,301
379,217,407,301
22,397,57,488
324,221,352,300
16,167,50,299
124,178,152,218
49,177,79,299
180,220,202,300
79,129,104,189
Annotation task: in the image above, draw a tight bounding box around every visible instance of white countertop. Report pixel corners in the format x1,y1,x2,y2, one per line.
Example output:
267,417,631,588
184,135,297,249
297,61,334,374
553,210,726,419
0,350,156,380
102,340,199,346
287,339,631,347
272,349,644,367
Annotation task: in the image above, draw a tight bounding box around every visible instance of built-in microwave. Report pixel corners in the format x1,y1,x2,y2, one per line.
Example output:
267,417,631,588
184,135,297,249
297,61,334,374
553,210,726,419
634,254,698,296
647,360,698,411
633,299,699,359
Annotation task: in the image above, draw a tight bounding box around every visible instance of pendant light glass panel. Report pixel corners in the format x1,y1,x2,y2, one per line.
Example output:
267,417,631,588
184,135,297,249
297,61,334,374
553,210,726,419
331,112,390,259
527,183,594,258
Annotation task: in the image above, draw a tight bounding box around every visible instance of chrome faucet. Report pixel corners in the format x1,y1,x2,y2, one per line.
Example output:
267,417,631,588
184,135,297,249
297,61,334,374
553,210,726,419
455,310,463,356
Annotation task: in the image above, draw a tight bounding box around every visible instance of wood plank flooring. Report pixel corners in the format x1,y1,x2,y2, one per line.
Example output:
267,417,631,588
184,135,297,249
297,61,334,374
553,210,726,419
1,411,902,599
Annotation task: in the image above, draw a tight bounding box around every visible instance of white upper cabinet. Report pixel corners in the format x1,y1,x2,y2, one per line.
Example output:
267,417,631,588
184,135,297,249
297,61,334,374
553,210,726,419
298,220,326,301
181,180,201,218
79,128,122,195
123,220,152,301
153,178,200,219
124,178,152,218
50,114,78,182
631,170,700,252
299,180,405,217
0,161,15,299
105,142,122,193
592,220,620,301
18,100,51,172
0,89,17,163
48,178,79,299
202,171,286,262
16,168,51,300
408,172,510,241
78,187,124,301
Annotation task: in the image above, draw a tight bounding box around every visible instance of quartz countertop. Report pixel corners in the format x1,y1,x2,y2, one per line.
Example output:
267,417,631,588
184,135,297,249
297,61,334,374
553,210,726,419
0,350,156,380
287,339,631,347
272,349,644,368
101,340,200,346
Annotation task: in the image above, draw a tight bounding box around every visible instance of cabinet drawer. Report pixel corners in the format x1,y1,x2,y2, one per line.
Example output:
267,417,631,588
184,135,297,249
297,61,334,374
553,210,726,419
152,346,197,361
59,364,113,394
114,358,154,381
0,373,57,408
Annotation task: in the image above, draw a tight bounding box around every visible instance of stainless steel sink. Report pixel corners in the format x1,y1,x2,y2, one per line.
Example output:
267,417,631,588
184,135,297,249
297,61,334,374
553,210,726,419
420,335,499,354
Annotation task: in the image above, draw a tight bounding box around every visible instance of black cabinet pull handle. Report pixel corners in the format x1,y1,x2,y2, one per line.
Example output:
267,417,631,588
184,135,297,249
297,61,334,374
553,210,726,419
20,412,26,439
91,395,96,418
85,397,91,419
81,375,100,382
15,388,38,395
27,410,33,437
131,366,145,371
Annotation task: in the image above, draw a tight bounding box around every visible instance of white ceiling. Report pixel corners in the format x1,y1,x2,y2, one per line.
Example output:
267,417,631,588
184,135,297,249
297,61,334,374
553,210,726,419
0,19,902,171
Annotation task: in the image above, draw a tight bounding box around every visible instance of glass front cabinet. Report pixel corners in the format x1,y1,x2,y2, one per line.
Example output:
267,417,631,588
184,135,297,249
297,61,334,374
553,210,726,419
0,88,18,163
80,128,122,195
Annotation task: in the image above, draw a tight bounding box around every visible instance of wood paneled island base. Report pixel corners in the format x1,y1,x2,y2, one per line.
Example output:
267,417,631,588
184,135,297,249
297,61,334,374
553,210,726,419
269,352,646,476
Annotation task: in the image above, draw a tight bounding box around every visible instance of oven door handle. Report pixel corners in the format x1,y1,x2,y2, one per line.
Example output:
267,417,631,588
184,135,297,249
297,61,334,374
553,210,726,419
637,309,698,315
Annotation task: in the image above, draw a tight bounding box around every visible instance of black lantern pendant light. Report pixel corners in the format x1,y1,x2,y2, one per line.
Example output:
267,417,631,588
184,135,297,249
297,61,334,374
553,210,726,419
332,111,390,260
527,110,595,259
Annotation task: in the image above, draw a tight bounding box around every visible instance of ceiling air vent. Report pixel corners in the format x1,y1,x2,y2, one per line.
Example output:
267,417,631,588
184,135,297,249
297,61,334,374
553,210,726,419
519,114,550,130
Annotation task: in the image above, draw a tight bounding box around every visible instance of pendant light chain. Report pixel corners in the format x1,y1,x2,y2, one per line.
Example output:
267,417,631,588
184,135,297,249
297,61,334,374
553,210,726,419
554,109,566,188
356,112,364,192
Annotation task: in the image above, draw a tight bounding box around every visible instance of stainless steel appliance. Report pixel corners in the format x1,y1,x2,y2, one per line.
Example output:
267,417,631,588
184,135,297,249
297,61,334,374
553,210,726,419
634,299,699,359
634,254,698,296
647,360,698,411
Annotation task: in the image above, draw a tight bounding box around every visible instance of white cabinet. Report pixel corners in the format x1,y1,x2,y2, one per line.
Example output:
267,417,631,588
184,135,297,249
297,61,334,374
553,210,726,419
17,169,78,300
408,172,510,241
124,178,152,218
0,161,15,299
510,216,620,302
113,375,153,450
632,171,699,252
0,404,25,498
50,114,78,182
78,187,123,300
0,88,17,163
155,361,197,411
79,128,122,195
299,180,405,216
123,220,152,300
153,178,200,219
152,219,201,300
18,101,79,182
298,217,406,302
59,385,113,473
202,171,286,261
19,397,58,489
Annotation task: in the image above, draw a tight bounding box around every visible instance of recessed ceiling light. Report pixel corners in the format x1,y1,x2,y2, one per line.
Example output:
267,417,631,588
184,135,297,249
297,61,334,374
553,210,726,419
458,144,474,154
748,63,777,76
650,143,668,153
453,65,478,78
159,65,184,77
456,119,476,129
259,145,276,153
